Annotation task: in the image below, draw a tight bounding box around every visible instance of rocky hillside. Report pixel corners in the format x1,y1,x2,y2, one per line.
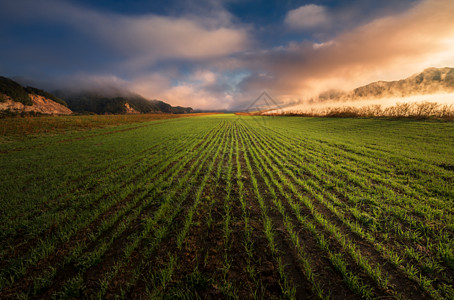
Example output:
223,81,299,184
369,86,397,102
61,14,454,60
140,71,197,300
0,76,71,115
0,94,72,115
318,67,454,102
55,90,194,115
1,75,193,116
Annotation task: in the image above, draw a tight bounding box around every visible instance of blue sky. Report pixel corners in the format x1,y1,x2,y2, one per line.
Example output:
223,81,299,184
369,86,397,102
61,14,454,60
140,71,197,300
1,0,453,109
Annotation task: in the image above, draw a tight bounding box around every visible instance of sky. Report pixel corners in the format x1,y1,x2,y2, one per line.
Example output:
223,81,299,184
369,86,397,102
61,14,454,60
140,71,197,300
1,0,454,110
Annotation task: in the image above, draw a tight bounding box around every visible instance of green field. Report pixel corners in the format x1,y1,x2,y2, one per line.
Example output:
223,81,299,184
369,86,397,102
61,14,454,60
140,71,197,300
1,114,453,299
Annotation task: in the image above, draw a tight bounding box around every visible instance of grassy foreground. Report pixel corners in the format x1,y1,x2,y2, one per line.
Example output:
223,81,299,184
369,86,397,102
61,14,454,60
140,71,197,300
0,114,453,299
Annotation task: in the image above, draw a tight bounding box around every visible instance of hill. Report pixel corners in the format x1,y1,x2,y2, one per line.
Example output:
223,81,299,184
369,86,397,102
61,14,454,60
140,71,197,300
54,90,194,115
0,76,71,116
0,75,193,116
317,67,454,102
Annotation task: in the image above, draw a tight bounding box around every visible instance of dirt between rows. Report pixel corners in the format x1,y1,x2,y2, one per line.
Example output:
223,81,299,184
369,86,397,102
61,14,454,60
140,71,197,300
258,124,451,296
0,124,221,299
1,121,450,299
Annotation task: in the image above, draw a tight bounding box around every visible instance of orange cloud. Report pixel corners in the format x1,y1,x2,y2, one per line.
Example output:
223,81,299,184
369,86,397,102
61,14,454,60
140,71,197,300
129,70,234,110
240,0,454,104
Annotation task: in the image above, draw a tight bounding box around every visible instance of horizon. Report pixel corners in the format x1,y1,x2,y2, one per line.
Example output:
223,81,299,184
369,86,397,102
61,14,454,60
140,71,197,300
1,0,454,110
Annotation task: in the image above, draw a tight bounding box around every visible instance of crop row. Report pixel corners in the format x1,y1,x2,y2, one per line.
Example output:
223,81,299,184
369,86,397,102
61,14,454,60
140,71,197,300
1,115,453,299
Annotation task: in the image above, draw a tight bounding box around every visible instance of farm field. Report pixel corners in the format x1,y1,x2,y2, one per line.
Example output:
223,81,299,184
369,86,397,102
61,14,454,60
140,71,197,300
1,114,454,299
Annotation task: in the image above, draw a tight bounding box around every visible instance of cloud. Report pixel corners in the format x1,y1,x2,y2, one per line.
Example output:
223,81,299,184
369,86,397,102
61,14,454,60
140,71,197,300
236,0,454,108
285,5,330,30
113,16,248,70
3,0,454,111
31,70,235,110
0,0,246,109
129,70,235,110
0,0,249,70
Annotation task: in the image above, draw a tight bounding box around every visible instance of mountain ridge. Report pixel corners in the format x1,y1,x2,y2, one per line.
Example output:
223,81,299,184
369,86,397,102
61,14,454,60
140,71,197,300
316,67,454,103
0,76,193,116
54,90,194,115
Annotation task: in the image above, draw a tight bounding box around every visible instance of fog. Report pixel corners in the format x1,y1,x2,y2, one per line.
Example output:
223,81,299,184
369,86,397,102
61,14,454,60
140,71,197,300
273,93,454,114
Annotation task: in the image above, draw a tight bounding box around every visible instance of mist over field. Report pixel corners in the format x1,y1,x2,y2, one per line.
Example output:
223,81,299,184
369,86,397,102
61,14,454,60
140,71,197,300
277,93,454,114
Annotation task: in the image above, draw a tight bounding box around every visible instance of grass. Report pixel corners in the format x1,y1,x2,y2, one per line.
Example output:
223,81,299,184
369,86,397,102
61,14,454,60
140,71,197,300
0,112,216,137
1,114,453,299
